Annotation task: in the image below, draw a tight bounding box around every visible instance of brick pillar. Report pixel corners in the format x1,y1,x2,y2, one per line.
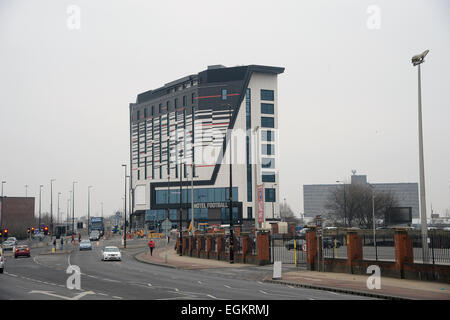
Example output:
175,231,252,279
234,226,241,237
347,231,363,270
217,235,224,260
183,236,189,256
395,230,414,278
197,236,202,257
242,235,249,256
206,236,212,258
306,230,318,270
257,232,270,265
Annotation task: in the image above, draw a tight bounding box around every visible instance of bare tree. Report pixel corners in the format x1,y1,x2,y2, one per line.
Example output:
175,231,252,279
325,184,398,228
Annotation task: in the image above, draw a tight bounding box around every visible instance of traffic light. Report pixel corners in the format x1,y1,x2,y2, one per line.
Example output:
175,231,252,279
3,229,8,238
44,226,48,235
31,227,35,234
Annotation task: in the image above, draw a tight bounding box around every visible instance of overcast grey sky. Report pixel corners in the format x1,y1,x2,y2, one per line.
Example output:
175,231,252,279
0,0,449,220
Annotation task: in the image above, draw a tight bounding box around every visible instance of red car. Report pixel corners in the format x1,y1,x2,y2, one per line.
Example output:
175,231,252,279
14,245,31,258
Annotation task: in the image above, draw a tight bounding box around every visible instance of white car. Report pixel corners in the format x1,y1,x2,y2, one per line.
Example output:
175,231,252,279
1,241,15,251
101,246,121,261
6,237,17,245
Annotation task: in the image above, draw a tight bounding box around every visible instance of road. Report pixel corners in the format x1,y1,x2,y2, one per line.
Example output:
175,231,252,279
0,236,373,300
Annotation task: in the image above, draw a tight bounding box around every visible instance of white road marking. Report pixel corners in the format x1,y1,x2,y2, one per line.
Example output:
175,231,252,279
148,283,152,287
7,273,18,277
224,285,232,289
29,290,95,300
112,296,123,299
259,290,269,295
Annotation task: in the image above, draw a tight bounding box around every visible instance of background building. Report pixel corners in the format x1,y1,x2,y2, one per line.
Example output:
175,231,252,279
0,197,35,236
303,174,420,219
129,64,284,231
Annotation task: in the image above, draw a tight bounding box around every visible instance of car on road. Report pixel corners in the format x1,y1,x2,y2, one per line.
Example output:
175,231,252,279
7,237,18,245
323,237,342,248
285,239,306,251
79,240,92,251
89,230,101,241
101,246,121,261
1,241,15,251
0,250,4,273
14,245,30,258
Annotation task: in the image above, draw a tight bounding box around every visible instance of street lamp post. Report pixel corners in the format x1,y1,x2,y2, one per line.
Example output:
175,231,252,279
39,185,43,229
412,49,430,263
369,184,378,260
57,192,61,226
50,179,55,237
336,180,347,227
25,184,28,198
72,181,77,235
122,164,127,248
1,181,5,229
88,186,93,235
228,103,234,264
179,149,183,256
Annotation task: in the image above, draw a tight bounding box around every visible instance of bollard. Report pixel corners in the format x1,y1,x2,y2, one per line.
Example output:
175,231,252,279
272,261,282,280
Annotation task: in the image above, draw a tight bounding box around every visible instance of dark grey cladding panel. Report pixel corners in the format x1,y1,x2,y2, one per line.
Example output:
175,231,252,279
198,66,248,84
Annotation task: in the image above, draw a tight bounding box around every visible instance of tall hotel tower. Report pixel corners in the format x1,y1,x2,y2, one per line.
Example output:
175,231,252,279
129,65,284,231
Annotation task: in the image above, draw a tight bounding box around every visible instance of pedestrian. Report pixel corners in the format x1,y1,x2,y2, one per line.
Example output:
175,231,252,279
53,238,56,250
78,233,81,243
60,237,64,250
148,239,155,256
71,233,74,244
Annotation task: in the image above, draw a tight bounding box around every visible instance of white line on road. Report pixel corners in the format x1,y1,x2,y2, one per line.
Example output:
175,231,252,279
259,290,269,295
224,285,232,289
112,296,123,299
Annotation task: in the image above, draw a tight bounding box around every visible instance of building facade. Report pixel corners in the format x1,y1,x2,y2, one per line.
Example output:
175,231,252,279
129,65,284,231
303,174,420,219
0,197,35,233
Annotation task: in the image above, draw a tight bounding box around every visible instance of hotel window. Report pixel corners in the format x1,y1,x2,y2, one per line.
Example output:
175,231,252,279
151,105,154,116
261,130,274,142
167,100,170,111
247,207,253,220
261,117,274,128
191,92,195,104
265,188,276,202
174,98,178,108
145,157,148,179
183,95,186,106
137,110,140,121
262,172,275,183
144,108,148,118
261,89,274,101
262,144,275,155
262,158,275,169
159,104,162,113
261,103,274,114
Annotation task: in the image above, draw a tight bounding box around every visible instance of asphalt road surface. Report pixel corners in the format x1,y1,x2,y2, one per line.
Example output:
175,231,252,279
0,236,373,300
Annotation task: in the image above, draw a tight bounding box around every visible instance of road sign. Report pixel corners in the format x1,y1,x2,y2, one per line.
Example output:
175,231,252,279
161,219,172,235
302,243,307,252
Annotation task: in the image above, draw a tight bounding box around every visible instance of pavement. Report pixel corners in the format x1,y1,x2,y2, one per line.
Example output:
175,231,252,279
134,239,450,300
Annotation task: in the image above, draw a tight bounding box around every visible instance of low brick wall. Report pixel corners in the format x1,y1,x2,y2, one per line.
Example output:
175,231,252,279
306,228,450,284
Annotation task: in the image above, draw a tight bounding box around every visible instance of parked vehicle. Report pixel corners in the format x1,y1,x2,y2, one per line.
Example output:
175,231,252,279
1,241,15,251
89,230,101,241
323,237,342,248
285,239,306,251
79,240,92,251
6,237,18,245
14,245,30,258
101,246,121,261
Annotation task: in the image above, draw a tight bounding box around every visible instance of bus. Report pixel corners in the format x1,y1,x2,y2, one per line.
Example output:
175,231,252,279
90,217,105,236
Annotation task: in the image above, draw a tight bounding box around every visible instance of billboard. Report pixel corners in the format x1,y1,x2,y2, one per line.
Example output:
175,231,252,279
257,184,264,225
384,207,412,226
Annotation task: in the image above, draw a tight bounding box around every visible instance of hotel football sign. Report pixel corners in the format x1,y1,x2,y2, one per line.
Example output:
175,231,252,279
257,184,264,224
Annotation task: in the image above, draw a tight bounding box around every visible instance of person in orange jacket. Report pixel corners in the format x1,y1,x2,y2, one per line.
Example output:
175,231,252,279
148,239,155,256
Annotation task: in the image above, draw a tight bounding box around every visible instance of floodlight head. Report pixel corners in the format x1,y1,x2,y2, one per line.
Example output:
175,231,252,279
411,50,430,66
